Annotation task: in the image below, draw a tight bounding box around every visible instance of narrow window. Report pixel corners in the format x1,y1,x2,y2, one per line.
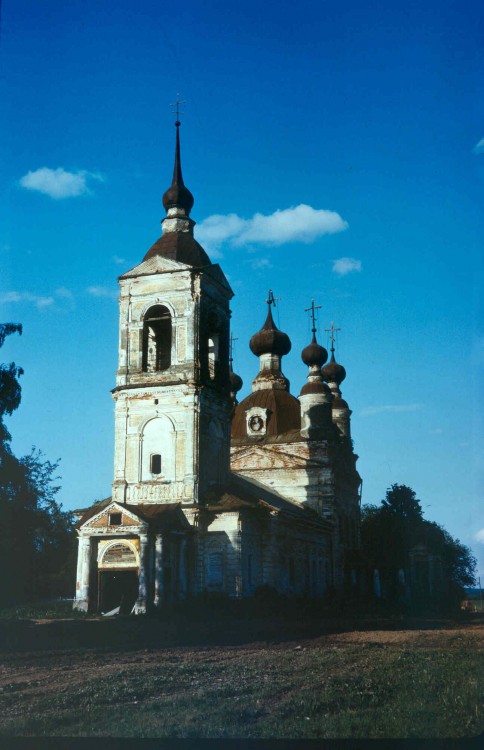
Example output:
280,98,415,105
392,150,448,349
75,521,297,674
142,305,172,372
108,512,122,526
151,454,162,475
207,335,219,380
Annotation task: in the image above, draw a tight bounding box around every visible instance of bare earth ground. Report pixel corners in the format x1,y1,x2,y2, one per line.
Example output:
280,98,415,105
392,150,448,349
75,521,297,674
0,614,483,739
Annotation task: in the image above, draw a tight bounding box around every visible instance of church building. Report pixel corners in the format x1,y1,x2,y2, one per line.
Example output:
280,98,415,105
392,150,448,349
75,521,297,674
73,122,362,614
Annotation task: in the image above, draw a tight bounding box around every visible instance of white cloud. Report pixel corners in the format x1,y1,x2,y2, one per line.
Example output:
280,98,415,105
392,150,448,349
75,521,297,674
332,257,362,276
250,258,273,270
430,428,444,435
361,403,423,417
55,287,74,299
19,167,104,199
473,138,484,155
86,286,117,299
112,256,126,265
0,291,54,309
475,529,484,544
196,204,347,255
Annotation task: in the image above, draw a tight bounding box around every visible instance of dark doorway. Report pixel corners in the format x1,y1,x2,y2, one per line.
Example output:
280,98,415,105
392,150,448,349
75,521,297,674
99,570,138,614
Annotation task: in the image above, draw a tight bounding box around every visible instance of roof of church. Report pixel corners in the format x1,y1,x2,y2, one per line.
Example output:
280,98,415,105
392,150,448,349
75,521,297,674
142,231,211,267
231,388,301,439
203,473,330,530
75,499,191,532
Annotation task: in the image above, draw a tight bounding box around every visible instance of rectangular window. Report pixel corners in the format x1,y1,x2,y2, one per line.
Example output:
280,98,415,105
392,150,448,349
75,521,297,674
151,454,162,475
108,512,122,526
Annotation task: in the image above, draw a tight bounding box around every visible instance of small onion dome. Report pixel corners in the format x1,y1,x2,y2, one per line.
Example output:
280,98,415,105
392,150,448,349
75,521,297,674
249,305,291,357
229,366,243,394
301,334,328,367
322,353,346,385
162,124,195,215
332,396,349,409
299,380,331,397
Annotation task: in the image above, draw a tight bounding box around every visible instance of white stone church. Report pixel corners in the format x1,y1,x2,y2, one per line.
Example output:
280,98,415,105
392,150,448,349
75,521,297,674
73,123,362,614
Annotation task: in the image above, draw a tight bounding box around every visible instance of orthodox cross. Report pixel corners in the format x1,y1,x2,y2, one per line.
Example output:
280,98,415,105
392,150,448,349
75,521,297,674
169,94,186,125
304,299,322,335
266,289,280,307
229,335,238,363
324,321,341,353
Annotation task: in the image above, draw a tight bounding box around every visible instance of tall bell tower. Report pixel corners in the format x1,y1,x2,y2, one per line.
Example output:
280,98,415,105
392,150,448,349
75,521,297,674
112,120,234,506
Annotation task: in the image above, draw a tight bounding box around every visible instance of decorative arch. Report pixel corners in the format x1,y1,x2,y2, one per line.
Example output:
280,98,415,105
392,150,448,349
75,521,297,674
142,304,172,372
99,539,140,569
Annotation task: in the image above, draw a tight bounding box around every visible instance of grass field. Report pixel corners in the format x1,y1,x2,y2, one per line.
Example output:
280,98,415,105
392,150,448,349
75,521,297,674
0,608,482,739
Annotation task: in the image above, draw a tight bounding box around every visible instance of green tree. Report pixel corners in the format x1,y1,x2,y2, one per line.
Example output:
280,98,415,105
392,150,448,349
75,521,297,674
361,484,476,612
0,324,76,605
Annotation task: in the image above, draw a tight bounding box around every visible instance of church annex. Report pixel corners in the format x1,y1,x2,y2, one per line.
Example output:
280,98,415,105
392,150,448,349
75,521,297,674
73,122,362,614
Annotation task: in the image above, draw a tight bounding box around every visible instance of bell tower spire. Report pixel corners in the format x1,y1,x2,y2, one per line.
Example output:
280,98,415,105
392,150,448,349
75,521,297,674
162,106,194,218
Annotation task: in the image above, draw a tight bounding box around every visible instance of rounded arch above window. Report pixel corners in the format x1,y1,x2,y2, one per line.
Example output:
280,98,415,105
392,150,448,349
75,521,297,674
142,305,172,372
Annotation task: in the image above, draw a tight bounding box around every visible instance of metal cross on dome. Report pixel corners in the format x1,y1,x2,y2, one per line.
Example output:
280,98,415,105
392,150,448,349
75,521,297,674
169,94,186,125
324,321,342,352
304,299,322,335
266,289,280,307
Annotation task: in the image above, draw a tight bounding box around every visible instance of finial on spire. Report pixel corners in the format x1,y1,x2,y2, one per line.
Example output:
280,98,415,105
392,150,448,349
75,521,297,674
162,95,194,216
266,289,280,308
324,321,342,357
305,299,322,337
169,93,186,127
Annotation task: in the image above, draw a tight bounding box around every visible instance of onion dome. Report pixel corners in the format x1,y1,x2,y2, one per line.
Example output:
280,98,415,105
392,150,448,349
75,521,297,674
322,351,346,385
162,121,194,215
300,380,331,397
229,364,243,394
301,334,328,368
250,304,291,357
332,396,349,409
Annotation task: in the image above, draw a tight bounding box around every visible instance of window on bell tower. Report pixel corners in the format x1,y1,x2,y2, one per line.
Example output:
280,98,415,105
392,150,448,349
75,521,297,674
142,305,172,372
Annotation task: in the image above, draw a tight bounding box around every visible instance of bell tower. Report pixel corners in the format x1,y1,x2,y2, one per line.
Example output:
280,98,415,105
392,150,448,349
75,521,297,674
112,120,233,506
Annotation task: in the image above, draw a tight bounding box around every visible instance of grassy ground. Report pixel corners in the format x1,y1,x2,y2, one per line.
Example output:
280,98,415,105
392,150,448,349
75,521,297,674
0,609,482,739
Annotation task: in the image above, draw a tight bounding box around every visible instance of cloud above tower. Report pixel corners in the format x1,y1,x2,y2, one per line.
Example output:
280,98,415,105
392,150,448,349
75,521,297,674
19,167,105,199
196,204,348,255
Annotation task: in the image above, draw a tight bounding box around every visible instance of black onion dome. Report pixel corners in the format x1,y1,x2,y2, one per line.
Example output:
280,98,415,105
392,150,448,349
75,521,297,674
322,352,346,385
162,124,194,215
229,366,243,394
299,380,331,397
301,334,328,367
332,396,349,409
249,306,291,357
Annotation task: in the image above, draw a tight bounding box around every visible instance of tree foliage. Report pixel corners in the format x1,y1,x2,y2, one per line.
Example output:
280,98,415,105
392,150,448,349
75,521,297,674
361,484,476,611
0,324,76,605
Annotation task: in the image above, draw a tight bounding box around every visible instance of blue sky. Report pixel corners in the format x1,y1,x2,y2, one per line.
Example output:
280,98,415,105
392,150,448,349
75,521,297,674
2,0,484,578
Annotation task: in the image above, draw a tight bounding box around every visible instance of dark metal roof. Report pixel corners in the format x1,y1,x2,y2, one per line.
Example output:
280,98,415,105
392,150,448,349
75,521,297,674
142,231,211,267
322,352,346,385
299,380,331,397
249,305,291,357
301,335,328,367
231,388,301,439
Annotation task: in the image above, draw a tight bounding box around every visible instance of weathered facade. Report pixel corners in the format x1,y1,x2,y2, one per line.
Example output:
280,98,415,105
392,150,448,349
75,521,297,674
73,123,362,614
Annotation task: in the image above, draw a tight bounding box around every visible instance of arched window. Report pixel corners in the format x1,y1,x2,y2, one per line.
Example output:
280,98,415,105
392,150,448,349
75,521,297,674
142,305,172,372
